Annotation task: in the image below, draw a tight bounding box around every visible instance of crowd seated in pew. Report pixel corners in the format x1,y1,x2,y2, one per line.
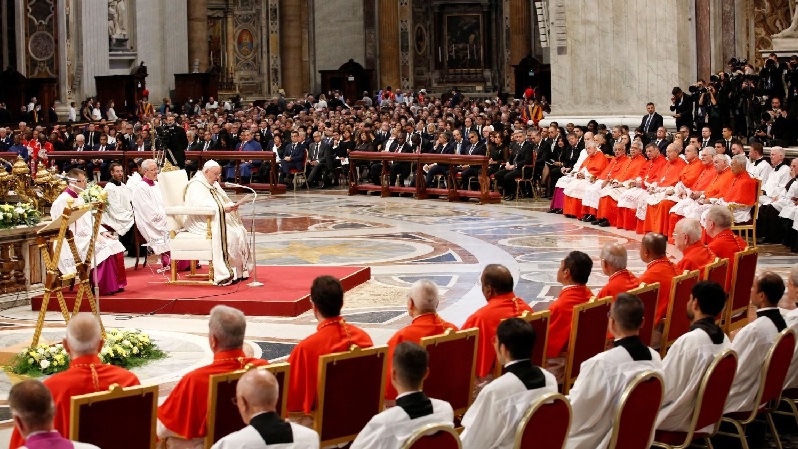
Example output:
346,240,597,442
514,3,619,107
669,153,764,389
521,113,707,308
14,254,798,449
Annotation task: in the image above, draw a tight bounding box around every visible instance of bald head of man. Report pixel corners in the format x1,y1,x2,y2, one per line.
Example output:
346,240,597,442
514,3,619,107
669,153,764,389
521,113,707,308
234,369,279,424
63,313,103,358
639,233,668,263
480,264,514,299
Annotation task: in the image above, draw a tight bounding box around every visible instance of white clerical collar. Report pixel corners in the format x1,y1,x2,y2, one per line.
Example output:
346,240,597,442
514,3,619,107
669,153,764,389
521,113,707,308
395,390,423,400
758,306,779,312
504,358,529,368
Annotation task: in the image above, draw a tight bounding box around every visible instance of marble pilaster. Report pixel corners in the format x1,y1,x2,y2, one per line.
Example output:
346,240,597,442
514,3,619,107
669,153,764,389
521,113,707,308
378,0,400,89
508,0,531,80
280,0,302,97
187,0,209,72
133,0,188,103
79,0,110,97
313,0,365,90
695,0,711,80
548,0,694,118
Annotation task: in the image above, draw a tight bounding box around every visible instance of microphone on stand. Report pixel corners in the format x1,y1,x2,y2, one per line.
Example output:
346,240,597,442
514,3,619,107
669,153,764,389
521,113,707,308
222,182,263,287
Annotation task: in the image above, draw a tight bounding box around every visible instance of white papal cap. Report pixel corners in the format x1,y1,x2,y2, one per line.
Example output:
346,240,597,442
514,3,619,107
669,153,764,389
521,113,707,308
202,160,221,172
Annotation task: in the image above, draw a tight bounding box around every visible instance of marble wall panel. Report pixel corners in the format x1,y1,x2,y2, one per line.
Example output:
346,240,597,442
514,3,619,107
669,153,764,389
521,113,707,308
313,0,365,89
80,0,109,97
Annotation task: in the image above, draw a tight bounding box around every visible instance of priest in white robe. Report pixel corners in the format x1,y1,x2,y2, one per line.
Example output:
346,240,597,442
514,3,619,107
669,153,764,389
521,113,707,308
783,265,798,390
759,147,790,204
566,293,663,449
184,160,253,285
656,280,731,432
350,342,453,449
725,272,788,414
746,142,772,184
50,168,127,295
460,318,557,449
101,162,135,255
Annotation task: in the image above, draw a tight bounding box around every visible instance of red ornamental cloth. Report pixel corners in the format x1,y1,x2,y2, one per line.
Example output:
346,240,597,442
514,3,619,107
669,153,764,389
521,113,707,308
157,349,268,440
546,284,593,359
462,292,533,377
10,355,140,449
638,257,679,324
708,230,747,289
596,269,640,300
675,242,716,273
287,317,373,414
384,313,458,400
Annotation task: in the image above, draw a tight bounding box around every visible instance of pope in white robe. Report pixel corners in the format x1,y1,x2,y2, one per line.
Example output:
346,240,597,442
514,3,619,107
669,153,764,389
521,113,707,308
724,308,784,413
50,169,126,295
184,160,253,285
460,360,557,449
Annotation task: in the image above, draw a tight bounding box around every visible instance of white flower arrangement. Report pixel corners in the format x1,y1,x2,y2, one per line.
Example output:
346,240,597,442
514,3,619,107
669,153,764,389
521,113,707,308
79,182,109,207
0,202,41,229
12,329,164,376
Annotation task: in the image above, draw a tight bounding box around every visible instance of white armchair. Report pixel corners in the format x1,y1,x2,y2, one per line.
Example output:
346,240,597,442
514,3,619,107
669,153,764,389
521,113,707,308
157,167,216,285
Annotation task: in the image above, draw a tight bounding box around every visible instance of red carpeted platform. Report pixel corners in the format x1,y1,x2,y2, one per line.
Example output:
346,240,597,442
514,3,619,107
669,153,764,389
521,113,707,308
31,265,370,317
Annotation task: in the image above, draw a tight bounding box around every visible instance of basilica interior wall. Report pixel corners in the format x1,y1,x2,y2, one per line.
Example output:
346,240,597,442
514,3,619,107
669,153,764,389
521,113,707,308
312,0,365,93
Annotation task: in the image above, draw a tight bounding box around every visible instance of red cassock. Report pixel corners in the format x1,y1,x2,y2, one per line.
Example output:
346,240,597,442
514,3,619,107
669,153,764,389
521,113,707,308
9,355,140,449
618,156,669,231
638,257,679,324
722,171,757,206
384,313,458,400
675,242,716,273
631,158,687,234
596,155,648,225
667,167,735,240
157,349,268,440
545,284,593,359
287,317,373,414
563,152,609,217
707,230,747,290
582,155,630,216
644,158,705,234
462,292,534,377
595,269,640,300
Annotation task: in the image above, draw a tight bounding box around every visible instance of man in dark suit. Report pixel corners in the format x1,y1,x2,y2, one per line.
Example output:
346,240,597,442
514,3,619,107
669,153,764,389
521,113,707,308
546,133,580,197
495,130,534,200
82,124,101,146
530,128,550,181
388,133,414,187
307,131,335,187
424,131,460,188
88,134,115,180
458,131,488,190
653,127,670,155
640,102,664,141
280,130,306,183
670,87,694,132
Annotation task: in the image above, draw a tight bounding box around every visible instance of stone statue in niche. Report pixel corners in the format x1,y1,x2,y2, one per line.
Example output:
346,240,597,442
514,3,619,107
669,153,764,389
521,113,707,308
773,0,798,38
108,0,129,51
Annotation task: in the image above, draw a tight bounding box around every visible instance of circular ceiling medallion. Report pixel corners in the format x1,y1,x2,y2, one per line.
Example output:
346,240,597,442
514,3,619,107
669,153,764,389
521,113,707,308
28,31,55,61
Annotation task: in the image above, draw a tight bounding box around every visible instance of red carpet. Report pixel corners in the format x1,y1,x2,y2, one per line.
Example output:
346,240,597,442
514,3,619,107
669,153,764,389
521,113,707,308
31,265,371,317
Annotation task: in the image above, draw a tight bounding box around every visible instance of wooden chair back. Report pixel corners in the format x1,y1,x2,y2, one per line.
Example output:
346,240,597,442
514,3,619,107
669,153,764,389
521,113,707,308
608,371,664,449
205,363,289,448
728,178,761,248
702,257,728,288
420,328,478,416
69,384,158,449
563,297,612,394
492,310,551,380
627,283,660,347
513,392,571,449
315,345,388,447
723,247,758,333
660,270,701,356
400,423,462,449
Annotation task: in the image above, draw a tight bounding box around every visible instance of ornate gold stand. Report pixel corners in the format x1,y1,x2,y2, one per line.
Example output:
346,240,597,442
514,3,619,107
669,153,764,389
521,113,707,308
31,201,107,348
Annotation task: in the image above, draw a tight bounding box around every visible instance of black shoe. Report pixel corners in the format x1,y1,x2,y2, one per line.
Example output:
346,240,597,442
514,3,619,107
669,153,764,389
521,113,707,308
565,214,576,219
593,218,608,226
554,209,563,214
598,220,611,227
547,208,558,214
504,195,516,201
581,214,595,222
589,218,600,225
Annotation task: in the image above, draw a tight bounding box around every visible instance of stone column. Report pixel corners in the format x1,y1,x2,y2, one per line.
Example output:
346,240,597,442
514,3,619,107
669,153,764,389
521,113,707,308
720,0,735,66
280,0,302,97
695,0,711,80
226,8,235,86
378,0,399,89
508,0,531,89
187,0,208,72
79,0,110,97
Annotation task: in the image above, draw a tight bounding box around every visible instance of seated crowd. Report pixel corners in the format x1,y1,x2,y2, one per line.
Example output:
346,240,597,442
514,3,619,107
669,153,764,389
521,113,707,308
11,241,798,448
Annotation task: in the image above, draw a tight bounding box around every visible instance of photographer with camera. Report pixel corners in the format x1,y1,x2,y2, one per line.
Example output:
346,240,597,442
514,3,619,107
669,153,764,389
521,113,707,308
156,115,188,168
786,56,798,109
670,87,695,132
760,53,787,101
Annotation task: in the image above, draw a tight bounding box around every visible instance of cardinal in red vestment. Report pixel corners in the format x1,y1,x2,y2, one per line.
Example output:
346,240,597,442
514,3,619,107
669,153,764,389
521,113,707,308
563,145,609,218
595,243,639,300
637,233,679,327
673,218,716,273
594,143,648,227
705,205,748,289
546,252,594,358
617,144,668,231
287,276,374,414
581,144,629,218
643,145,705,234
666,156,734,241
462,264,533,378
157,305,268,446
9,314,140,449
384,280,457,400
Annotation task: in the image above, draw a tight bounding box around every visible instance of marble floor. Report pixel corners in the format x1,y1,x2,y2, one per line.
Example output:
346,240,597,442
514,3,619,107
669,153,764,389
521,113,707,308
0,189,795,444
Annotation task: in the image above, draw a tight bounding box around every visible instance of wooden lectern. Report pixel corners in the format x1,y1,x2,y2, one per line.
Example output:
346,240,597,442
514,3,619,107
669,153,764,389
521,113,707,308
32,200,106,348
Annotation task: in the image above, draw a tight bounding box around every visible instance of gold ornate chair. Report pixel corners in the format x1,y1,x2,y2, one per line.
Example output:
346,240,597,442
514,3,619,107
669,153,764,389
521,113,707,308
400,423,462,449
69,384,158,449
627,283,660,347
723,247,758,334
419,328,478,417
157,166,216,285
513,392,571,449
562,297,612,394
205,363,290,449
727,179,761,248
492,310,551,380
608,371,665,449
660,270,701,357
315,345,388,447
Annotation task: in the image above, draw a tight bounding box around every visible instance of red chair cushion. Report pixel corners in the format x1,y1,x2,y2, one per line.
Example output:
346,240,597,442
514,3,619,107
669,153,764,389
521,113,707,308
75,391,155,449
407,431,460,449
637,287,659,347
424,335,477,412
615,376,663,449
519,398,570,449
